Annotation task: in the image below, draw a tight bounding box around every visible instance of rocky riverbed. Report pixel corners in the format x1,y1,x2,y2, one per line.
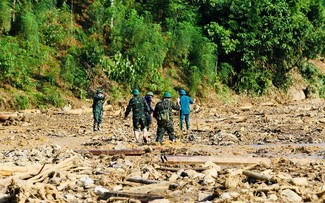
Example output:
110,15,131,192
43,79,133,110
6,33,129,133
0,98,325,202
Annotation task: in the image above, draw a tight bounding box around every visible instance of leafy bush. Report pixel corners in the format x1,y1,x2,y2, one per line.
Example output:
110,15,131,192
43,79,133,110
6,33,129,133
14,94,30,110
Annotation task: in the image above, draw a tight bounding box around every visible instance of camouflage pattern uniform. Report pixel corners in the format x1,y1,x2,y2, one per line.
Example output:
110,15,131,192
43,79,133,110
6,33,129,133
92,89,106,131
125,96,150,132
153,94,180,143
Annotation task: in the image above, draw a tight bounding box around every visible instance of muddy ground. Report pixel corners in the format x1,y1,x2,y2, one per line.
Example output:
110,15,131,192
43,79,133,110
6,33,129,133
0,97,325,202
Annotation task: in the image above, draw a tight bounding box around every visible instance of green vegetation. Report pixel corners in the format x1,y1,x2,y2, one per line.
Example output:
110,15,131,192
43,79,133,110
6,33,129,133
0,0,324,109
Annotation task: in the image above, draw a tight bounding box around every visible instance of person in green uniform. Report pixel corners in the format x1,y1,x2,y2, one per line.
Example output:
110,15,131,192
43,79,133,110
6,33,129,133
125,89,150,143
92,89,107,131
153,92,180,143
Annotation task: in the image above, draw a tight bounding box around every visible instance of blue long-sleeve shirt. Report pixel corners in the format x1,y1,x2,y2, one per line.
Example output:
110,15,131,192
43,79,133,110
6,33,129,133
179,95,193,115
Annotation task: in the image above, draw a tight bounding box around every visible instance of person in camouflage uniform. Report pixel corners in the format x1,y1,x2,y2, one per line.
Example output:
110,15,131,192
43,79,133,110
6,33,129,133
92,89,107,131
153,92,180,143
125,89,150,143
145,91,154,130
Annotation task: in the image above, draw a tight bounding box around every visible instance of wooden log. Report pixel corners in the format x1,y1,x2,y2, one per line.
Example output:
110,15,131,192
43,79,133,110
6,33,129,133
28,156,77,183
75,149,146,156
242,170,275,181
126,178,162,185
162,155,271,165
156,166,207,172
100,191,164,202
0,115,10,122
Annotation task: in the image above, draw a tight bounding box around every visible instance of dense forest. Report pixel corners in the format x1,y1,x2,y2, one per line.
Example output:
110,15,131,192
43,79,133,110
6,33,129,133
0,0,324,109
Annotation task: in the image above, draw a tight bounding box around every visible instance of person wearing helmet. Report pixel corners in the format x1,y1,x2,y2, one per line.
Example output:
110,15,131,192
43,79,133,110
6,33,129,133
177,89,194,135
145,91,154,130
92,88,107,131
125,88,150,143
153,92,180,143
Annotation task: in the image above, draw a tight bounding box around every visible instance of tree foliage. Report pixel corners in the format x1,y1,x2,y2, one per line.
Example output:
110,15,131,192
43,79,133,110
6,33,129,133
0,0,324,109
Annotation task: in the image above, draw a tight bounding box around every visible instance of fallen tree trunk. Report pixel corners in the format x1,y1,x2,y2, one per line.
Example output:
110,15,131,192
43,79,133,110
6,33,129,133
99,191,164,202
162,155,271,165
75,149,146,156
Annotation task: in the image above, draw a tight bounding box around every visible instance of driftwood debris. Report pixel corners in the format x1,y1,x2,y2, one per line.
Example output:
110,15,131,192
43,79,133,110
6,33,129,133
126,178,163,185
100,191,164,202
162,155,271,165
156,166,207,172
242,170,275,182
0,115,10,122
28,156,77,183
75,149,146,156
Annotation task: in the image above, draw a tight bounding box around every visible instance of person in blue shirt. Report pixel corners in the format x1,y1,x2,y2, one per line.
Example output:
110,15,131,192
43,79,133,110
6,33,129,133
177,89,194,134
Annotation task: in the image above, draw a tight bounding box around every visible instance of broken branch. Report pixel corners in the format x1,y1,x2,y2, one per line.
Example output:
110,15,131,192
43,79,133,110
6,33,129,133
75,149,146,156
162,155,271,165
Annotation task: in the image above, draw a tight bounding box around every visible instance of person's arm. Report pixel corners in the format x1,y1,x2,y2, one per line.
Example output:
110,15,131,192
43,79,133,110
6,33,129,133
172,101,180,111
124,99,132,118
190,97,194,104
143,98,150,113
153,101,162,119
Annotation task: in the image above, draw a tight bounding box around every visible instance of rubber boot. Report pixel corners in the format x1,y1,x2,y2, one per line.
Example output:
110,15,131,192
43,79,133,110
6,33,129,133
134,131,140,143
142,128,148,144
93,123,97,131
97,123,102,131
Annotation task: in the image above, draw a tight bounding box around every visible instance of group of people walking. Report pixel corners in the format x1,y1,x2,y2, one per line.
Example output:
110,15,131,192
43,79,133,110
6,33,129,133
92,88,194,144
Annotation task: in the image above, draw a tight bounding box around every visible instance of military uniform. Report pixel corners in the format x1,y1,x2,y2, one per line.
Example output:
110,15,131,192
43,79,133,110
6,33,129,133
145,92,154,129
92,89,106,131
153,92,180,143
125,89,150,143
125,96,150,131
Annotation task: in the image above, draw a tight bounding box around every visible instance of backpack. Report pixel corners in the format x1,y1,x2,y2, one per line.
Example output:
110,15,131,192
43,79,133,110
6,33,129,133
157,101,170,123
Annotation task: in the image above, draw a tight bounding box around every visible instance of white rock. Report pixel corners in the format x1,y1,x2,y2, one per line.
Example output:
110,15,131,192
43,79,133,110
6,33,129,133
80,177,95,188
198,192,211,201
291,177,308,186
280,189,302,202
202,161,222,171
202,175,215,185
94,186,109,195
267,194,278,201
182,169,205,179
277,172,292,180
202,168,218,178
63,194,77,203
169,173,179,181
112,184,123,191
49,177,61,185
220,192,240,200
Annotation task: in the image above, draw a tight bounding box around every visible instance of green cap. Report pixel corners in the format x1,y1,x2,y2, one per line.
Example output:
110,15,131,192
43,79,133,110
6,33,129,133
163,92,172,98
132,89,140,95
146,91,154,96
96,89,103,93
